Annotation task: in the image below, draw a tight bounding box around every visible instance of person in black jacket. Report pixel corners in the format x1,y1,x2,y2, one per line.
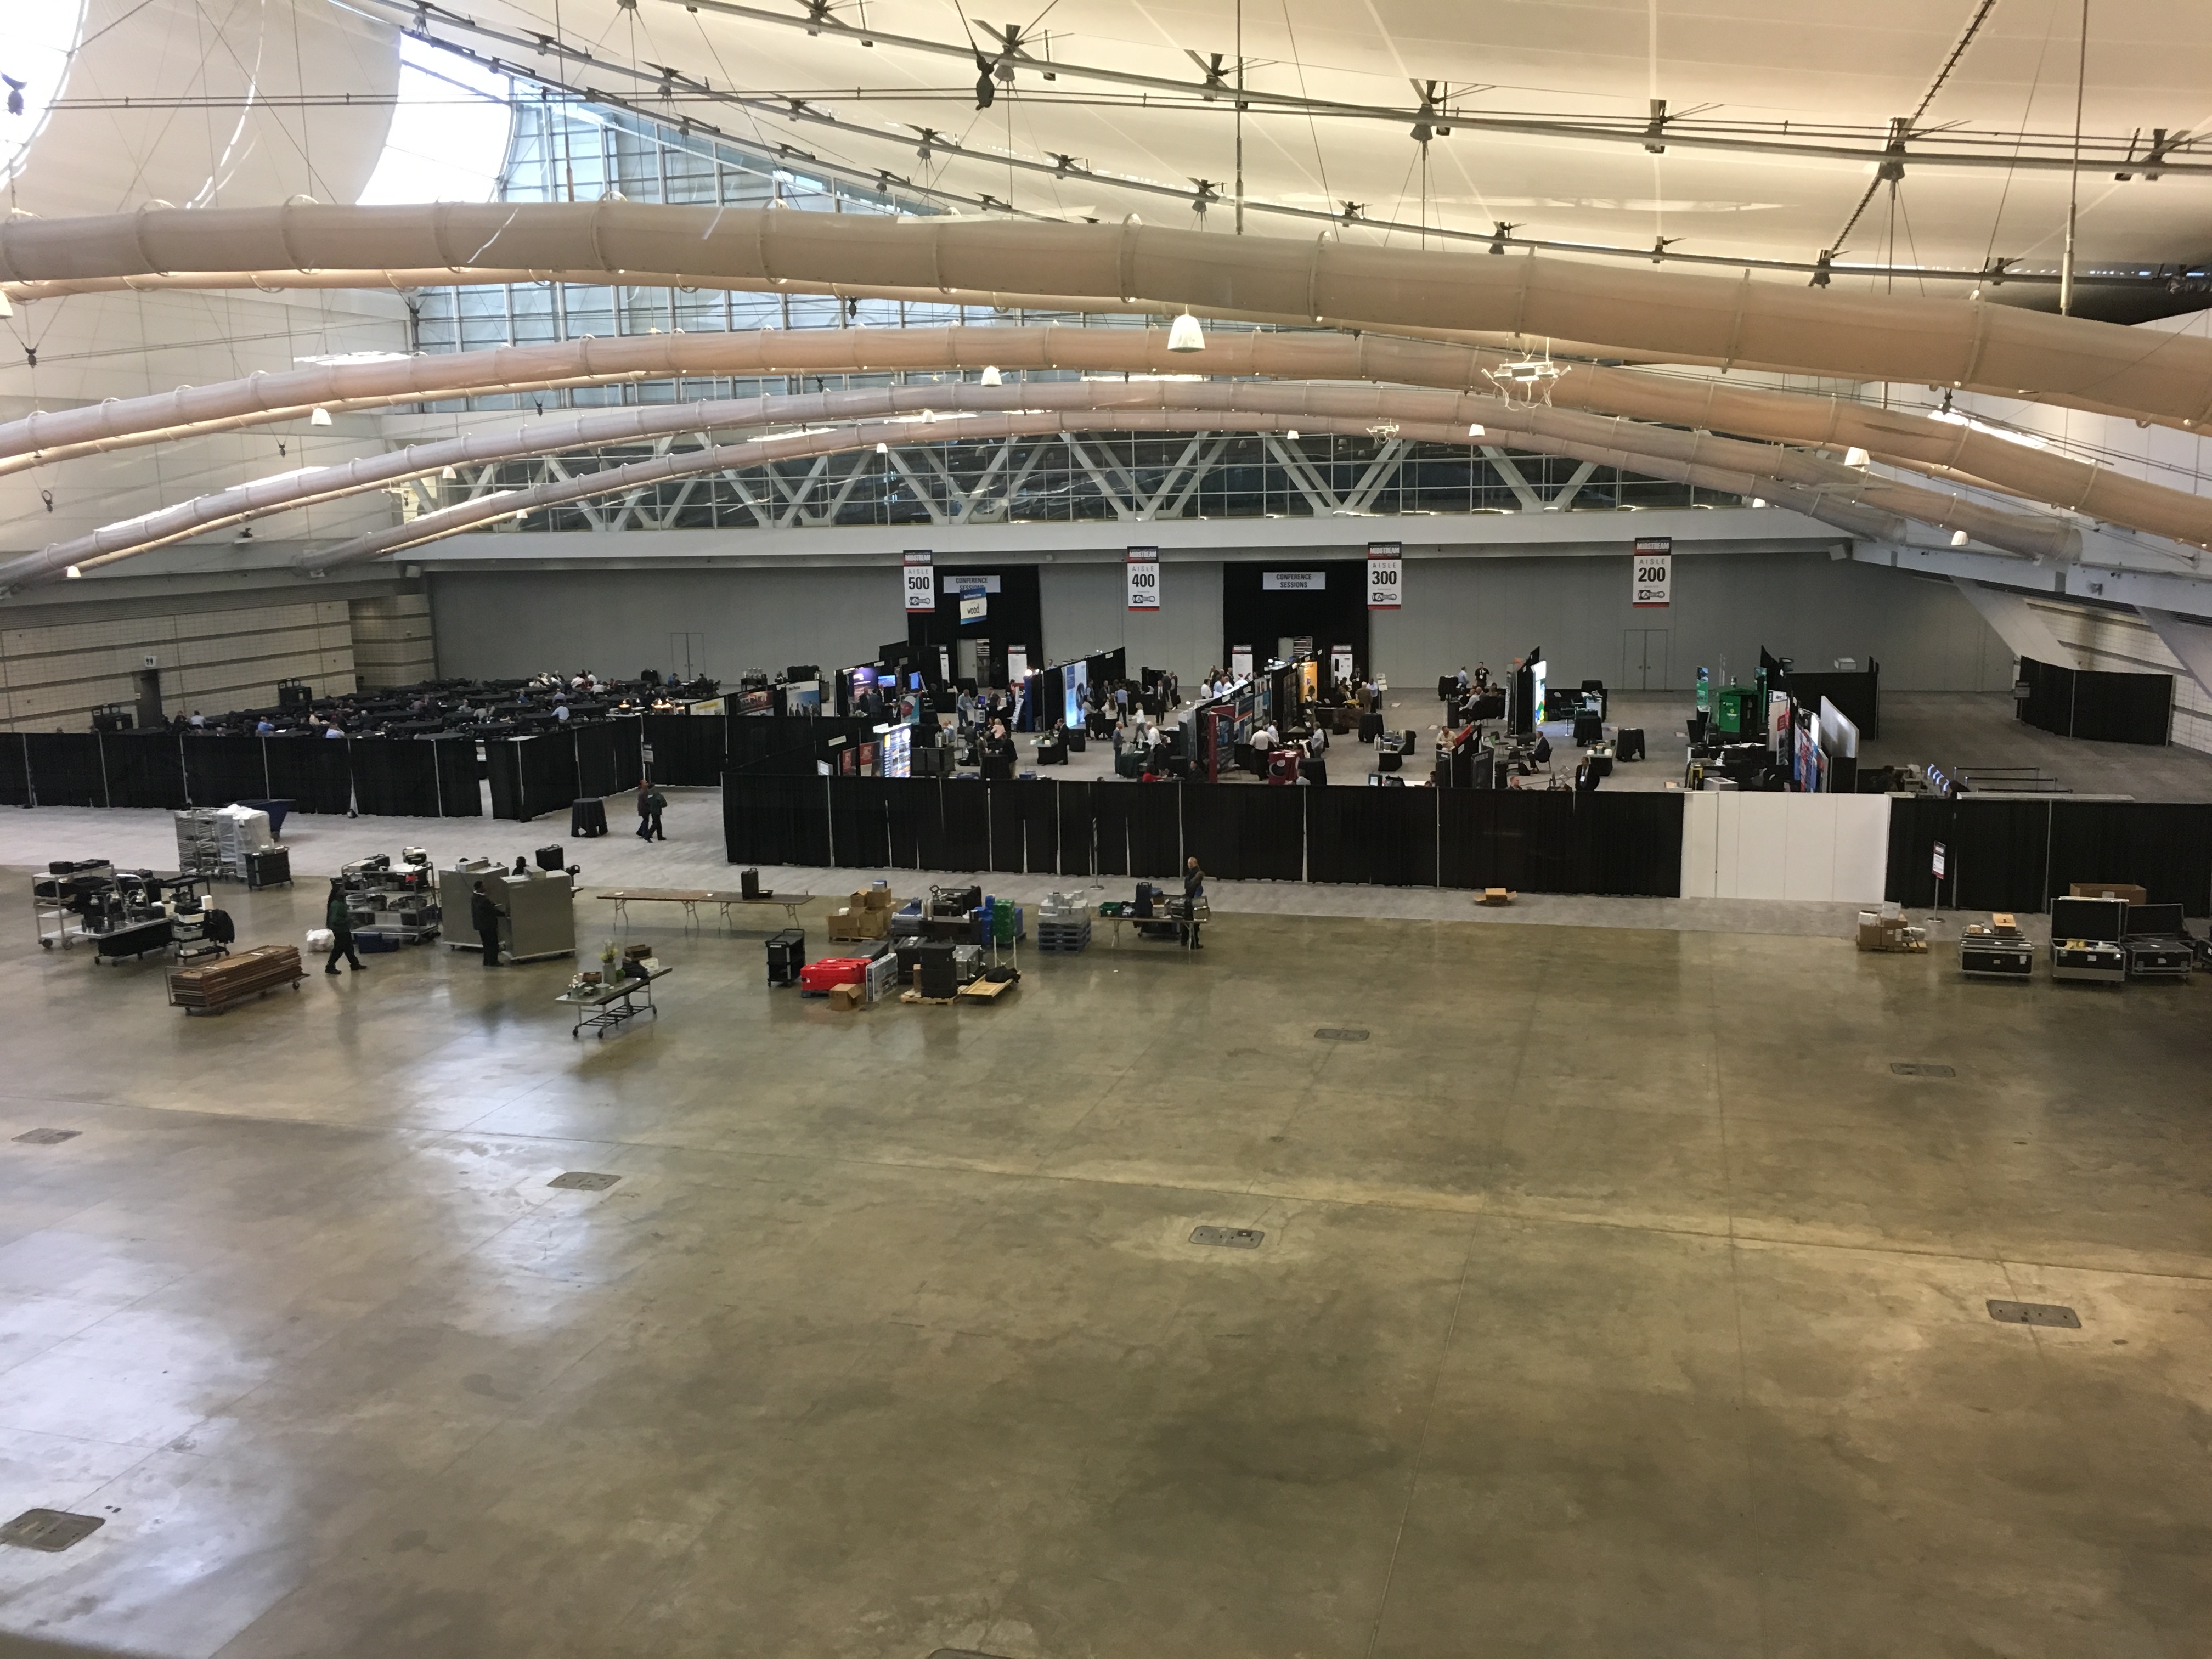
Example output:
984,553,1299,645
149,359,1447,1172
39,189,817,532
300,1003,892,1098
1180,856,1206,949
323,881,365,974
635,778,668,840
470,882,503,967
980,721,1017,782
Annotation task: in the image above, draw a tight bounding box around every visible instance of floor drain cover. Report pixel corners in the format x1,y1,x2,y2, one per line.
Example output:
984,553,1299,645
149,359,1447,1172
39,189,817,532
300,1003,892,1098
1190,1226,1265,1249
1891,1063,1956,1077
1,1509,104,1553
11,1129,80,1145
547,1171,621,1192
1315,1028,1369,1042
1988,1300,2080,1328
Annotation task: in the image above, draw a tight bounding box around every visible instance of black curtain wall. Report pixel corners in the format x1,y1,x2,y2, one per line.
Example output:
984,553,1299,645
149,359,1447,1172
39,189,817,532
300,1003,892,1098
0,733,29,807
433,737,483,817
263,736,352,814
184,736,269,808
2017,656,2172,745
719,776,1688,898
26,733,106,807
348,740,443,818
514,733,582,823
644,713,727,784
101,733,188,809
1221,560,1370,674
573,721,622,799
1886,795,2212,916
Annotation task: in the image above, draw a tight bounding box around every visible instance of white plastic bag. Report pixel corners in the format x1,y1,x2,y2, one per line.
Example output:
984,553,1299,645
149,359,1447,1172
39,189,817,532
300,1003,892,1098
306,928,334,953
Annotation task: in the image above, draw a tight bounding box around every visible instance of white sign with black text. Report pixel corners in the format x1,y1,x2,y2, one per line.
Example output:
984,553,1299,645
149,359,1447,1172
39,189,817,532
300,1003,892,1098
1632,537,1672,608
1367,542,1403,610
1126,546,1160,611
902,550,935,613
1261,571,1325,591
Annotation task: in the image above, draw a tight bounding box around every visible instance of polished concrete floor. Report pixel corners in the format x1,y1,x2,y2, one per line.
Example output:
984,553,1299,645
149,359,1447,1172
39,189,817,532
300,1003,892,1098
1,869,2208,1659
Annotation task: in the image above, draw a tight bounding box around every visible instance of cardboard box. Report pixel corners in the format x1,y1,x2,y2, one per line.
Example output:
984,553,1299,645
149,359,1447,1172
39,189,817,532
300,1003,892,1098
826,907,865,941
1857,911,1909,952
829,982,864,1011
2069,882,2147,906
1481,888,1516,906
861,888,896,912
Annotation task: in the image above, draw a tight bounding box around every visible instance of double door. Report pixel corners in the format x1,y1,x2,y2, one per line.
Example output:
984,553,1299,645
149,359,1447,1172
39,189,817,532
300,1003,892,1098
1622,628,1671,691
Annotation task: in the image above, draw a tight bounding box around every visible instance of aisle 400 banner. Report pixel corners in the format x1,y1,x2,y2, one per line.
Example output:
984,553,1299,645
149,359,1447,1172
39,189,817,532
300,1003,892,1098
1126,547,1160,610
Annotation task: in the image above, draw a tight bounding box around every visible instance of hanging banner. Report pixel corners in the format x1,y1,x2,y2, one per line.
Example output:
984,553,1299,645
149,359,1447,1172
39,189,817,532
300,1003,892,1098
903,550,935,612
1006,646,1029,683
1126,546,1161,611
1331,645,1356,683
1231,645,1254,680
1261,571,1325,591
1632,537,1672,608
959,595,989,624
1366,542,1403,609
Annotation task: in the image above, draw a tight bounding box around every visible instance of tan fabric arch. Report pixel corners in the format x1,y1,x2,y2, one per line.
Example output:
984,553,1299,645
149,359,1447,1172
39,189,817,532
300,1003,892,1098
2,204,2209,426
1,326,2199,548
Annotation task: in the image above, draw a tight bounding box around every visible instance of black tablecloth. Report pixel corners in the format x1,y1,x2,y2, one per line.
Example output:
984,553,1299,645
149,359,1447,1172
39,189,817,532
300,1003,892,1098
571,797,610,837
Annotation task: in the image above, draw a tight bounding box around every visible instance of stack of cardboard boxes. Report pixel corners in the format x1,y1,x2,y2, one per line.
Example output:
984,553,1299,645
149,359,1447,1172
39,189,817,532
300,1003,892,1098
1856,902,1928,953
827,885,896,943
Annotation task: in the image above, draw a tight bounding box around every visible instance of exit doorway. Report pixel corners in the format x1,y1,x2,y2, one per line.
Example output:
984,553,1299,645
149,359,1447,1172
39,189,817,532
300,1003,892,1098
1622,629,1670,690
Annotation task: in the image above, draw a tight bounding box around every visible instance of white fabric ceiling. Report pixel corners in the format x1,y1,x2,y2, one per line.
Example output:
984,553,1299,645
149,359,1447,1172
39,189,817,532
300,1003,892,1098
375,0,2212,285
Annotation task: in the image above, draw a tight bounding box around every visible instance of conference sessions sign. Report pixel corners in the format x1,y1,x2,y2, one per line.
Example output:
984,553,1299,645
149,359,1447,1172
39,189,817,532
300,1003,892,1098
1126,546,1160,610
902,550,935,612
1633,536,1672,607
1367,541,1402,608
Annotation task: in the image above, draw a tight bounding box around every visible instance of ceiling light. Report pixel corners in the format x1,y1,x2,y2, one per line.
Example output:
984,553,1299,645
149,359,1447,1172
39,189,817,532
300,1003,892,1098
1951,529,1970,545
1750,498,1767,509
1468,423,1486,437
1166,312,1205,353
64,565,82,579
1843,447,1870,466
875,442,889,453
1286,429,1299,440
310,407,333,426
0,292,13,319
979,365,1002,386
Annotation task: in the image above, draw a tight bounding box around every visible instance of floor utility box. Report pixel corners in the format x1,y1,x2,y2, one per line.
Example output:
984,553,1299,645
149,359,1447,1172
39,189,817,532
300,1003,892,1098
2051,896,2127,984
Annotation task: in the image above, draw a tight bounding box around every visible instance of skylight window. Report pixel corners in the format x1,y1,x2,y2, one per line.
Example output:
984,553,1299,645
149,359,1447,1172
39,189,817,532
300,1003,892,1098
357,35,512,206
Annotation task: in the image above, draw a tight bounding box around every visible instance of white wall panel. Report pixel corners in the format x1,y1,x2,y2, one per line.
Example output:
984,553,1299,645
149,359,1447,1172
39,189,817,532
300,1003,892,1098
1681,792,1894,902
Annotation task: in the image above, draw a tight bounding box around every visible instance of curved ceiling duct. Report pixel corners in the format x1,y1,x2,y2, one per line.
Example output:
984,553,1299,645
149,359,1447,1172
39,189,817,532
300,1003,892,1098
291,408,1931,575
2,378,2075,592
3,205,2211,427
3,324,2203,549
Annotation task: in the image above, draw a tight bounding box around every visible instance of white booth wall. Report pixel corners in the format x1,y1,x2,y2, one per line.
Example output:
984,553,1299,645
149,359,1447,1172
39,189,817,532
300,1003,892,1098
1679,792,1893,903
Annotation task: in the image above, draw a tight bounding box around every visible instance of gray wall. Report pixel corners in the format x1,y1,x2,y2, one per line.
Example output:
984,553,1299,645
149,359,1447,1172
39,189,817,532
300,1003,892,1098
1370,552,2011,693
1039,559,1224,680
429,566,905,682
428,552,2010,693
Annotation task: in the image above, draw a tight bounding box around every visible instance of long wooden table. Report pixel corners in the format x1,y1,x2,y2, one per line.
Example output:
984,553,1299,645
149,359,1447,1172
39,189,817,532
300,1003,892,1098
595,889,812,931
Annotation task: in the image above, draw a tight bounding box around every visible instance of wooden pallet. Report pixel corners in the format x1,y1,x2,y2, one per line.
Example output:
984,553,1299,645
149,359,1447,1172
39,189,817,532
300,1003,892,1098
957,976,1018,1002
900,989,957,1006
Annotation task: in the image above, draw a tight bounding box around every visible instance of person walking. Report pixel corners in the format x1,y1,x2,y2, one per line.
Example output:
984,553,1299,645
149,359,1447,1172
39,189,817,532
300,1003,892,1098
470,880,503,967
323,881,365,975
635,778,667,840
1180,855,1206,950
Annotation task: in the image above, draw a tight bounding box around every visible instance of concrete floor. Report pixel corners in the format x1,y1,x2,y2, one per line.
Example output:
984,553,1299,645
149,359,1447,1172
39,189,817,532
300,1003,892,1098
1,862,2208,1658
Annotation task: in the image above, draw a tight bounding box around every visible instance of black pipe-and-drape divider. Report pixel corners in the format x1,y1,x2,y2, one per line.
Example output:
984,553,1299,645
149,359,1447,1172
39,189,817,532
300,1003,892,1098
725,774,1688,896
0,733,29,807
349,741,442,818
1887,795,2212,915
642,713,727,785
